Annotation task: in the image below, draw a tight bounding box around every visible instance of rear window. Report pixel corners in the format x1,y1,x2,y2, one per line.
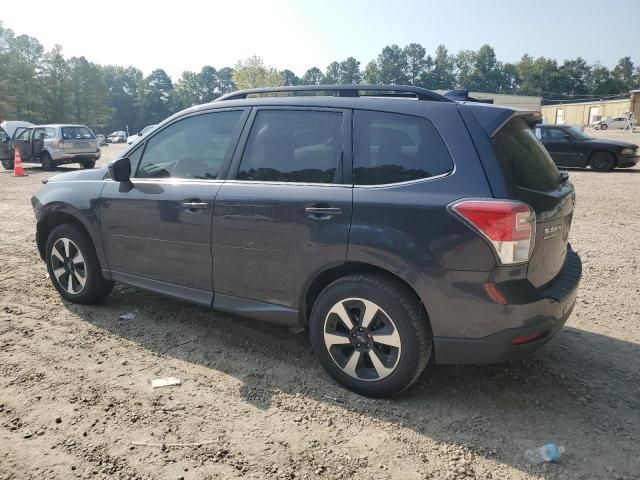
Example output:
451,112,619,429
492,118,559,192
62,126,95,140
353,110,453,185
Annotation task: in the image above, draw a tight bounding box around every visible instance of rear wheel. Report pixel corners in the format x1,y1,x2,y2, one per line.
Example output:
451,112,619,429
1,159,13,170
41,152,55,171
590,151,615,172
309,274,431,398
45,224,114,304
81,159,96,169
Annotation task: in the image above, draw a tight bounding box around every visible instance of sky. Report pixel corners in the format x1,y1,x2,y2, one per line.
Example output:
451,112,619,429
1,0,639,80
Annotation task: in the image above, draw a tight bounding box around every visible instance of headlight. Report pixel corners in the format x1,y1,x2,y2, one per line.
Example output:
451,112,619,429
621,148,635,155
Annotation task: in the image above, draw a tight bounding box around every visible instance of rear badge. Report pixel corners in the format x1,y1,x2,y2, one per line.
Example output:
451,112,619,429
543,224,563,240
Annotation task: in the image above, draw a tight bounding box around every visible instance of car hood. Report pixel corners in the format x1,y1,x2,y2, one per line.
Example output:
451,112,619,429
583,138,638,149
45,166,108,183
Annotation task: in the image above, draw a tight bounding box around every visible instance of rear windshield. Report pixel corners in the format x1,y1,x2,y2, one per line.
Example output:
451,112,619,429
62,126,95,140
492,118,559,192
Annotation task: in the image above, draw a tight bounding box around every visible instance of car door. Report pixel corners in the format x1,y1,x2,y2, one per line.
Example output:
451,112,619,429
12,127,34,161
0,127,13,162
212,107,353,320
539,127,584,167
100,109,248,305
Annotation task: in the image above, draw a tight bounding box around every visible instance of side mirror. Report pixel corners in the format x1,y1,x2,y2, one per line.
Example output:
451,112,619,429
108,157,131,182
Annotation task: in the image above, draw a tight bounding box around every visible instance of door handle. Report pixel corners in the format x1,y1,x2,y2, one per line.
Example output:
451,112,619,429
181,201,210,210
305,206,342,216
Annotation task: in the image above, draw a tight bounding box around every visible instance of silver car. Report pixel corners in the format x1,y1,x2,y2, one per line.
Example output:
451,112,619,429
0,123,101,171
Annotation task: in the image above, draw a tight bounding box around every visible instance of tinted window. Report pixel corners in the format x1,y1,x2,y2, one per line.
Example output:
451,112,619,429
238,110,343,183
353,110,453,185
0,129,9,143
543,128,569,140
136,110,244,179
62,126,95,139
492,118,559,192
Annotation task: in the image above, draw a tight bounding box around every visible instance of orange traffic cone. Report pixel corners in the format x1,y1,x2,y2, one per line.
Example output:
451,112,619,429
11,148,27,177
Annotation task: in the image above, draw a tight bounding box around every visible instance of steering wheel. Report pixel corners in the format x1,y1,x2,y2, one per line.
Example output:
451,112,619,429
173,157,207,179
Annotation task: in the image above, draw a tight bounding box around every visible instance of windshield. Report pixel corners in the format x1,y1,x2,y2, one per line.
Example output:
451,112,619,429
566,126,591,140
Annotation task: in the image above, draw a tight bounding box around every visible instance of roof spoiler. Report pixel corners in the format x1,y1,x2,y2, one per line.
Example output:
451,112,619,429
443,89,489,103
465,103,542,137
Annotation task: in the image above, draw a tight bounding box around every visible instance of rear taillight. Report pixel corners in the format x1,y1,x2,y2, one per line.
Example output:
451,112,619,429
53,139,64,149
450,199,536,265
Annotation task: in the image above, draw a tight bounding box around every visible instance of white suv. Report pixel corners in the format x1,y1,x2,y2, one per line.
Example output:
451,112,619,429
593,116,633,130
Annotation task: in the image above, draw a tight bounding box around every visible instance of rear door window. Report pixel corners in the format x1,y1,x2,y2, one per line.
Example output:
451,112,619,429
0,128,10,143
353,110,453,185
492,118,560,192
62,126,95,139
237,110,344,184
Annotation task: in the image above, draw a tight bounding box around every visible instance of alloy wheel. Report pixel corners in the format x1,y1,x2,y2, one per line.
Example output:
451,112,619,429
50,238,87,294
323,298,401,381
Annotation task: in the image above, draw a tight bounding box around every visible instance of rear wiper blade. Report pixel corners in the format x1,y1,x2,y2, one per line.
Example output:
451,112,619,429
559,171,569,184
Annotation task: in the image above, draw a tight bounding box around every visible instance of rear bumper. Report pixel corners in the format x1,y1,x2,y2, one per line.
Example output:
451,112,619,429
50,151,101,162
433,249,582,364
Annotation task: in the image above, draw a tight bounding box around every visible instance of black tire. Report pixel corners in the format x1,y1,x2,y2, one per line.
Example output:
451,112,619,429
1,159,13,170
45,223,114,304
41,152,55,171
309,274,432,398
81,159,96,169
600,123,608,130
590,151,616,172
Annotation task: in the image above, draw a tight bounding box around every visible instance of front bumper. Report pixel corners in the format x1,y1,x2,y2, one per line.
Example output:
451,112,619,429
433,249,582,364
616,154,639,168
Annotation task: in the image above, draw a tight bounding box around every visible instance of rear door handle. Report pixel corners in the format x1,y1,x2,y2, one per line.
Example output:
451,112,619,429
181,201,210,210
305,206,342,216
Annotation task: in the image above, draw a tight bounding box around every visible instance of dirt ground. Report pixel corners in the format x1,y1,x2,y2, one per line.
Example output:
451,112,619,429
1,136,639,480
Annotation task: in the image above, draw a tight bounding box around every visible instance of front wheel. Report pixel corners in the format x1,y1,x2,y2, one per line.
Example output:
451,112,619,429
309,274,432,398
600,123,608,130
45,224,114,304
590,151,615,172
1,159,13,170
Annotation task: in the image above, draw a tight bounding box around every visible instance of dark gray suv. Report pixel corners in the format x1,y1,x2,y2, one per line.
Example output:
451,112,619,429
31,85,582,397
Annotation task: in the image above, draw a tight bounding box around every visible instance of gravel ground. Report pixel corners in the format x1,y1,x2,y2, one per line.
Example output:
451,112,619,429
1,140,639,480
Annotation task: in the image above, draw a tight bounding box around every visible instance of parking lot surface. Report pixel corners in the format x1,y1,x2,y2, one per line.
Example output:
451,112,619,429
1,142,639,480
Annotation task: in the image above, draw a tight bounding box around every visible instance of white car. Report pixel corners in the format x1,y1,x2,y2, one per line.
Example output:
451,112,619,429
127,124,157,145
593,117,632,130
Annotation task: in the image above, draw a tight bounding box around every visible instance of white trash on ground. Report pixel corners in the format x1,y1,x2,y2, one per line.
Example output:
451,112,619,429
151,377,182,389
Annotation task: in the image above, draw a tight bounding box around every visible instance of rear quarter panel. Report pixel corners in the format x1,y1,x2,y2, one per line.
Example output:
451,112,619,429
348,103,497,336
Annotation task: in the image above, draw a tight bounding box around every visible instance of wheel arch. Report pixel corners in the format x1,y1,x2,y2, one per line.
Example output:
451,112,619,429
300,262,431,331
36,206,103,271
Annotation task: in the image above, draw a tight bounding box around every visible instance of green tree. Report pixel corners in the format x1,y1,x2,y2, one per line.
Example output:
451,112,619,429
454,49,476,90
558,58,590,96
137,69,174,127
103,65,143,132
325,61,341,84
41,45,70,123
424,45,455,89
339,57,361,84
377,44,409,84
612,57,635,91
363,60,379,84
301,66,325,85
233,56,281,90
404,43,426,85
280,69,300,86
586,64,617,95
67,56,111,130
217,67,236,93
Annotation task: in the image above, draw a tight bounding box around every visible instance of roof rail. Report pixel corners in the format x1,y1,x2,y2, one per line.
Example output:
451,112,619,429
216,84,453,102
